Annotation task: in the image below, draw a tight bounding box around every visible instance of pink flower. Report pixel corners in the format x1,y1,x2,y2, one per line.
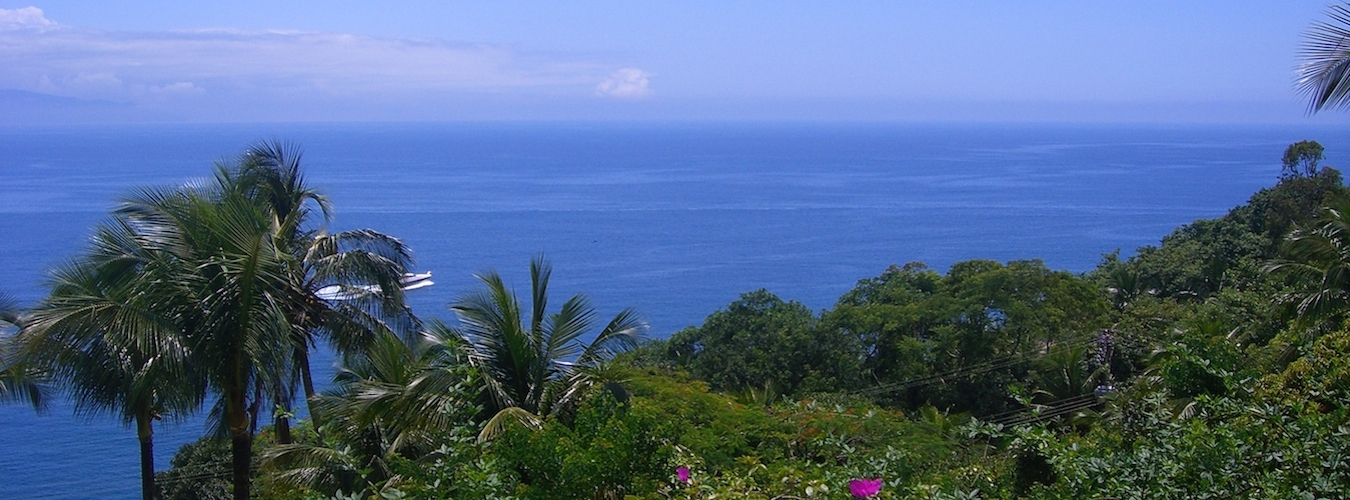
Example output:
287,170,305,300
848,478,882,498
677,466,691,483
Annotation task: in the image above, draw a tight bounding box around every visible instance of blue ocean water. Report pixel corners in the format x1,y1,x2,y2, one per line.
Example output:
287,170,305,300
0,122,1345,498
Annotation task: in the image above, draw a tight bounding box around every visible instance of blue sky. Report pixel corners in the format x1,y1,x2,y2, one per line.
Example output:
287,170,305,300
2,1,1347,123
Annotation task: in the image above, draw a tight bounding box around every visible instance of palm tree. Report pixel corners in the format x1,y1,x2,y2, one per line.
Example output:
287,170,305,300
102,142,417,498
20,221,202,500
263,325,477,496
117,178,299,500
232,142,417,437
0,292,44,409
1298,3,1350,112
1267,198,1350,327
450,256,645,440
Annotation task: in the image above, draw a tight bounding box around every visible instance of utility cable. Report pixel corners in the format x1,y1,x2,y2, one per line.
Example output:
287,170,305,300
854,334,1098,397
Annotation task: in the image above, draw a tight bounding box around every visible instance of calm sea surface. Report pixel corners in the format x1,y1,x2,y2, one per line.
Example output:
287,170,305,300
1,122,1346,498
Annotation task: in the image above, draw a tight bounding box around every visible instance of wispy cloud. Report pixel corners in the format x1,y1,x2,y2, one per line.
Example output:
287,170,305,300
0,7,649,120
0,6,55,31
596,68,652,99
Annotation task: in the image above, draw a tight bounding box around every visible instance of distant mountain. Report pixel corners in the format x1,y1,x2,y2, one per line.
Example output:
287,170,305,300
0,89,133,124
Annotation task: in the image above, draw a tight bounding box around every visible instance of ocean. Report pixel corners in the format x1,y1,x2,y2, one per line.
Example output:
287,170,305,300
1,121,1345,498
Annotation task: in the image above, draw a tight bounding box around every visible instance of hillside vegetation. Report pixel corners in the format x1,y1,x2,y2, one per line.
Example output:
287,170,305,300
6,141,1350,499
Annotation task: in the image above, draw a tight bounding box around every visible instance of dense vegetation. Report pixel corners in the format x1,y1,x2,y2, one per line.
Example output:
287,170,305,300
2,137,1350,500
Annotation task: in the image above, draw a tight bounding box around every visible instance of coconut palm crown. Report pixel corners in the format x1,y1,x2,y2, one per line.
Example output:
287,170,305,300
20,219,204,500
450,256,646,440
230,141,418,435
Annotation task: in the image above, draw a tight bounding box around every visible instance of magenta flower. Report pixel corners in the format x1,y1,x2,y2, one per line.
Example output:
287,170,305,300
676,466,691,483
848,478,882,498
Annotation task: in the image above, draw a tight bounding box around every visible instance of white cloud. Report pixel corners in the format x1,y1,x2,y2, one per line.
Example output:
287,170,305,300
0,13,625,109
0,6,56,31
595,68,651,99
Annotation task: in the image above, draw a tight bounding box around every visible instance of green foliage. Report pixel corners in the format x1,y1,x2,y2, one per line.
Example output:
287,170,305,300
666,289,861,396
1024,394,1350,499
158,438,233,500
1127,217,1268,299
1283,140,1327,179
1117,160,1346,305
1269,198,1350,330
157,434,260,500
493,391,676,500
824,262,947,390
260,330,482,498
1028,342,1103,405
1266,328,1350,412
614,368,992,500
824,260,1110,415
451,256,645,440
624,369,786,471
381,425,518,500
1247,167,1346,249
1151,333,1241,401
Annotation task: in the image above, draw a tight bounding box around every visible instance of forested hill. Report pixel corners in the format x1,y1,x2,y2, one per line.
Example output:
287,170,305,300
643,143,1348,419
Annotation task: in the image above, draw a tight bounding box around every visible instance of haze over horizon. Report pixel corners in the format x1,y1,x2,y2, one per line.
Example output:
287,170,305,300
3,1,1349,124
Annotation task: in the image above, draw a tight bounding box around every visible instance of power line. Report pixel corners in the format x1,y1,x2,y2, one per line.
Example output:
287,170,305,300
983,393,1104,427
853,334,1098,397
856,334,1097,396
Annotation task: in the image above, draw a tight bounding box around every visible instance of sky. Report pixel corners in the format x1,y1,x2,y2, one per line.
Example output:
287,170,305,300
2,1,1349,124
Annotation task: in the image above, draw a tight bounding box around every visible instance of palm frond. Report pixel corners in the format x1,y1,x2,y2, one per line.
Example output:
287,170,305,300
261,442,365,494
449,257,646,423
1298,4,1350,113
0,302,46,409
1269,199,1350,326
477,406,543,443
21,235,203,423
576,308,647,368
529,256,551,334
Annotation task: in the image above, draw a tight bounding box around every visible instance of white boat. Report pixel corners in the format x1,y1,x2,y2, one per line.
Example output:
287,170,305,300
401,272,432,285
315,271,435,301
401,279,435,291
315,284,375,301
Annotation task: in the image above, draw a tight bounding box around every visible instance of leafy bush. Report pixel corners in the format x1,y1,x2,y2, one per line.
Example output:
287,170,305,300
492,391,676,500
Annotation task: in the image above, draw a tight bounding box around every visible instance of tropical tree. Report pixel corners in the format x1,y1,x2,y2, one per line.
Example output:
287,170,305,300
111,145,420,498
231,142,417,437
1268,198,1350,328
818,260,1109,415
1299,2,1350,113
262,326,478,496
20,221,202,500
1283,140,1326,179
116,176,300,500
450,256,646,440
0,292,44,409
665,289,862,396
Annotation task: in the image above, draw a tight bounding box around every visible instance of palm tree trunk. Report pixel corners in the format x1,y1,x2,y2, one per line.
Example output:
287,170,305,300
136,411,156,500
227,385,252,500
271,381,293,444
249,381,262,435
274,411,293,444
297,347,324,430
